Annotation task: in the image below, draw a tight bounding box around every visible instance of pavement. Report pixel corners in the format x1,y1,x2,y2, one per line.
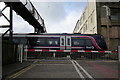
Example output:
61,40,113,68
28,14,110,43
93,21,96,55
1,58,119,80
2,61,32,79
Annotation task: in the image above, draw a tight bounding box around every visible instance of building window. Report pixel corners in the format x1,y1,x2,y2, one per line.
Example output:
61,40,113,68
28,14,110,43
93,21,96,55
110,8,120,20
101,7,107,18
85,23,87,32
91,15,92,23
83,12,85,21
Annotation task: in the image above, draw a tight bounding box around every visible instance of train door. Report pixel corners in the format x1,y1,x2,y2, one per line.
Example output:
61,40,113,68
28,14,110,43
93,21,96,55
60,36,65,50
66,36,71,50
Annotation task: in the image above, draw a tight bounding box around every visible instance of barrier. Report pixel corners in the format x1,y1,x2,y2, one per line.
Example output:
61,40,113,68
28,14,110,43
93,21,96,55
25,49,118,53
24,48,118,60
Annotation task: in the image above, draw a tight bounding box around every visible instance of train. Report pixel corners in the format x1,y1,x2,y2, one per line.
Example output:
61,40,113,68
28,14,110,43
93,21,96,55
13,33,107,50
4,33,107,59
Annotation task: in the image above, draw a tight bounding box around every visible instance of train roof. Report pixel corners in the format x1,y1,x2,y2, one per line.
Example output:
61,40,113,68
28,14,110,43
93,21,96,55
13,33,101,36
3,33,103,38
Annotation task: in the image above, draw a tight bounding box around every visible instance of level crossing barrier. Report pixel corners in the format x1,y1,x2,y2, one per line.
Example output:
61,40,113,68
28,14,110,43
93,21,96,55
17,45,118,61
23,47,118,60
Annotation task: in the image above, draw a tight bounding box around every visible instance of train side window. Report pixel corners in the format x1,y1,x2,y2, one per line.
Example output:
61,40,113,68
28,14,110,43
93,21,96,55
79,39,84,46
72,39,84,46
47,38,60,46
37,38,45,45
85,39,93,46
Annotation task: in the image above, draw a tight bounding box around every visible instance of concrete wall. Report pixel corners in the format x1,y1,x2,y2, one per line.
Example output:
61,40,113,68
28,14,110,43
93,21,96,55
2,40,18,66
99,2,120,50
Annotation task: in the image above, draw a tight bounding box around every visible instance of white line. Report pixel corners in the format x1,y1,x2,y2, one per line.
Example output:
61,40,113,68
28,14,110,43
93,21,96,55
70,60,85,80
74,60,95,80
36,64,65,65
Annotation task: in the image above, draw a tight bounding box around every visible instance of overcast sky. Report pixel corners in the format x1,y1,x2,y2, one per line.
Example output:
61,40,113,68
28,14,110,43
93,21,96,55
0,1,87,33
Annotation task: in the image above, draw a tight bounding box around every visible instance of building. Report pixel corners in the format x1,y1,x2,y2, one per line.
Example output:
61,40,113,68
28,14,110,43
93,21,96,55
73,0,120,50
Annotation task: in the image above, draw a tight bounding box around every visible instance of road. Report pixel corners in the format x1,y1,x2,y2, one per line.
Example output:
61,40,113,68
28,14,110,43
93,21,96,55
6,58,119,80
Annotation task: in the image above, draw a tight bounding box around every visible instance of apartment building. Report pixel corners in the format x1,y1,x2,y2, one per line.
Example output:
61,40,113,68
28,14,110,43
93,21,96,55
73,0,120,50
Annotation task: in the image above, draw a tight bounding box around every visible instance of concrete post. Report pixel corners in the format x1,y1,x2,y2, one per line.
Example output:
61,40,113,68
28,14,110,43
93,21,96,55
118,46,120,62
0,36,2,79
18,44,23,63
18,45,21,62
118,46,120,80
53,53,55,58
24,45,27,61
20,44,23,63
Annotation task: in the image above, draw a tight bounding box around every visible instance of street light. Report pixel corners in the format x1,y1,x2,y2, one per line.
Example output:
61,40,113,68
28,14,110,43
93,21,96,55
102,5,111,50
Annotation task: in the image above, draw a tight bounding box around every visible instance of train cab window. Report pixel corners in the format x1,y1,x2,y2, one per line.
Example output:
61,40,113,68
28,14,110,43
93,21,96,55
85,39,93,46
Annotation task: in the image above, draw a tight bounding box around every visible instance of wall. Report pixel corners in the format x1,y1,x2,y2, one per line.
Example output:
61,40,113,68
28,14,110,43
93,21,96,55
99,2,120,50
2,40,18,66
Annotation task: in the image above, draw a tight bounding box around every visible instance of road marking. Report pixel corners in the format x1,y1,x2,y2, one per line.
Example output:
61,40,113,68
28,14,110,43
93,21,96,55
6,64,36,80
70,60,85,80
36,64,66,65
74,60,94,80
103,61,117,62
37,61,65,64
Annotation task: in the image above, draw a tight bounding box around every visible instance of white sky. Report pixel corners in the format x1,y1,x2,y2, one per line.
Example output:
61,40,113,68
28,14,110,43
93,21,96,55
0,1,87,33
